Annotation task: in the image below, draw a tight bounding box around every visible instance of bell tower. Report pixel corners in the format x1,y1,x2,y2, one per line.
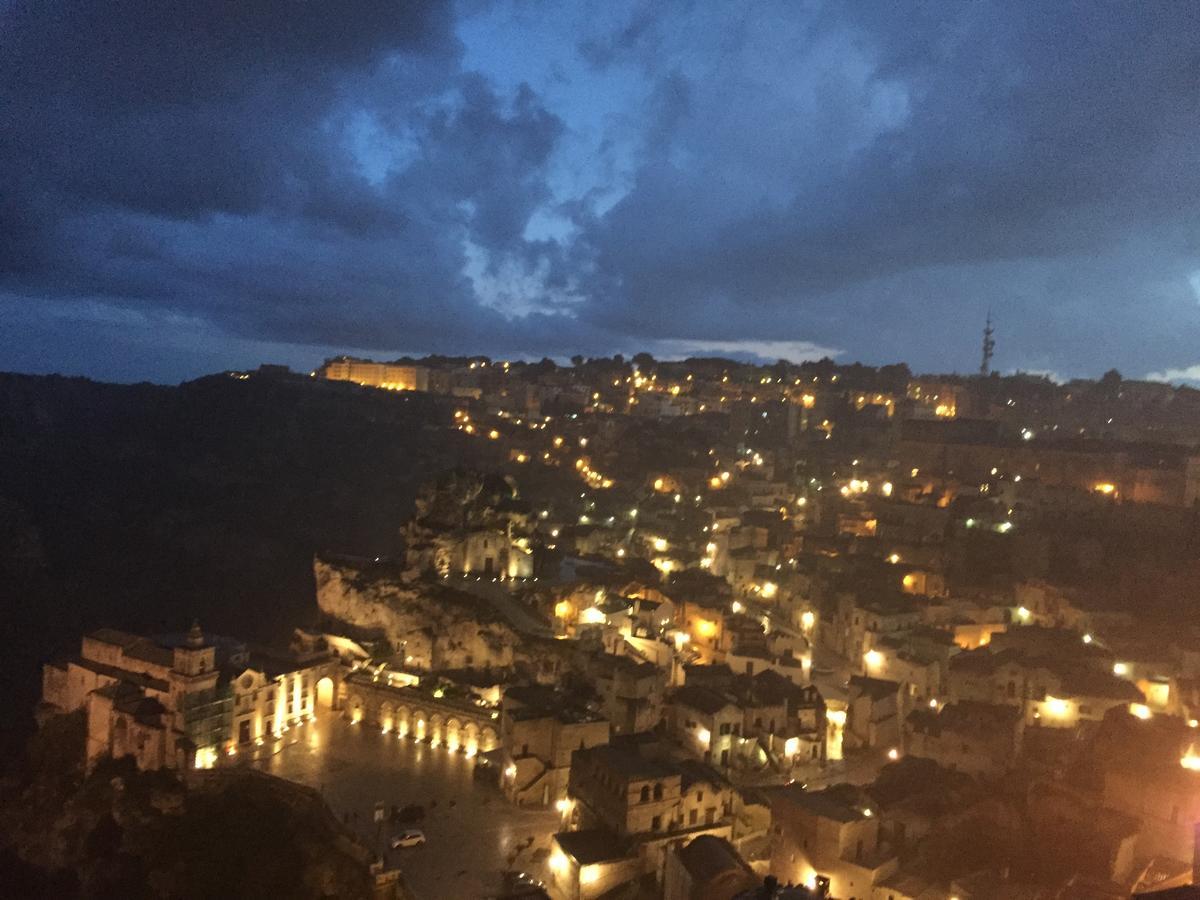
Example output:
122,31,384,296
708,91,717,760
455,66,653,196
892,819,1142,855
172,620,216,679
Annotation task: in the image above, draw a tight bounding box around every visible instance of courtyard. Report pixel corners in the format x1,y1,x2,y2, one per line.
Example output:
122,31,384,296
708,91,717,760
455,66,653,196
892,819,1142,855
252,713,560,899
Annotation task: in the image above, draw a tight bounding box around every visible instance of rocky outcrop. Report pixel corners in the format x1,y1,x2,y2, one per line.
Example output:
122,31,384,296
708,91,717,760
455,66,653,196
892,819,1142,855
0,713,376,899
314,556,523,670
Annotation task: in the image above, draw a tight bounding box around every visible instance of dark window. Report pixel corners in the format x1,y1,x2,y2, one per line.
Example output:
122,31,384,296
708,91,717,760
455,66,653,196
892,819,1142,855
640,785,650,803
652,815,662,830
653,783,663,801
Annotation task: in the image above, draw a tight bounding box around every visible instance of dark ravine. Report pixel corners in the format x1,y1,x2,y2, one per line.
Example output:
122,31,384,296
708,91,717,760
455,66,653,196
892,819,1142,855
0,370,490,758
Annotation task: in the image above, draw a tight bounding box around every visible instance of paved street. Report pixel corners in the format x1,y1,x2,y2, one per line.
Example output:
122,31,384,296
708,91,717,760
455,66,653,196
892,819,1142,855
444,574,555,638
796,749,891,791
253,715,559,899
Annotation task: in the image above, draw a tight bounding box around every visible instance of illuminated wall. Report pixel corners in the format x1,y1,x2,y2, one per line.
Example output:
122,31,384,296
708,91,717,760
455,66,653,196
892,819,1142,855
319,359,429,391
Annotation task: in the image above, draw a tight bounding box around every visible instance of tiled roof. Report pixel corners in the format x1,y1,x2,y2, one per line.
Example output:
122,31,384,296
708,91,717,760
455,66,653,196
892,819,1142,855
671,685,737,717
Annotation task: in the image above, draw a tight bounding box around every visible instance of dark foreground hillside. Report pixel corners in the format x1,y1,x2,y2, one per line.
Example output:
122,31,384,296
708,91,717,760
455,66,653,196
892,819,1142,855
0,712,377,898
0,370,474,756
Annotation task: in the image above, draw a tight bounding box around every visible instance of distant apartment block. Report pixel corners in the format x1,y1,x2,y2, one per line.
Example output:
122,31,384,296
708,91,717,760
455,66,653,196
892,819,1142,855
317,356,429,391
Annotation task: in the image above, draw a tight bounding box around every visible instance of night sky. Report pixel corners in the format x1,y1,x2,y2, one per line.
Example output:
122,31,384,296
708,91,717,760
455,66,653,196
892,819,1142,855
3,1,1199,384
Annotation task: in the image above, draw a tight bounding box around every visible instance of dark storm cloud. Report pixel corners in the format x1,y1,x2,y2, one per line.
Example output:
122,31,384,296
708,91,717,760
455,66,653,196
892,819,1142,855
573,1,1200,375
0,0,582,356
3,0,1200,380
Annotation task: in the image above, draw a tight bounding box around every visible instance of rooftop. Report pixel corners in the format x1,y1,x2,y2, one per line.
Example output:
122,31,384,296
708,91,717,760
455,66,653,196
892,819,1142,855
554,829,632,865
849,675,901,701
87,628,175,668
577,744,679,781
675,835,754,884
671,684,738,717
769,784,867,823
61,654,170,694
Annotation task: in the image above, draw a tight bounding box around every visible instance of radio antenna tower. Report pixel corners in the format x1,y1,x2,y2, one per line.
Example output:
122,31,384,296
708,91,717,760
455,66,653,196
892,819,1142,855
979,311,995,377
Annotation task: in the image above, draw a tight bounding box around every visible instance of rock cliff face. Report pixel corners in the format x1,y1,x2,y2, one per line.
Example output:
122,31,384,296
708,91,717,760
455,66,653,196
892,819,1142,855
0,370,471,757
314,556,522,670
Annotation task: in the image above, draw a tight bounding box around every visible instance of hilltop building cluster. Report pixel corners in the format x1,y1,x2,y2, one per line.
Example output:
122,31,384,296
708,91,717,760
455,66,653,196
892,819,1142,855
41,353,1200,899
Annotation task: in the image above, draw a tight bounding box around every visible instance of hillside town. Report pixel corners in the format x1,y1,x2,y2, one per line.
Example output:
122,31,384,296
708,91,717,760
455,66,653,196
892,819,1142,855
35,350,1200,900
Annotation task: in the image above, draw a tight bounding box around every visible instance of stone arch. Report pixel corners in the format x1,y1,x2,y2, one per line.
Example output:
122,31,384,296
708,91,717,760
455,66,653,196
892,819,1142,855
480,725,498,753
348,695,365,724
316,676,335,710
395,705,411,738
413,709,428,741
445,717,463,752
379,701,395,733
429,712,445,746
462,721,480,756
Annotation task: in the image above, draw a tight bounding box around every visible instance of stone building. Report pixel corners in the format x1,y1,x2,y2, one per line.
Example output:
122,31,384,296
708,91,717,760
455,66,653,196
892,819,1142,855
227,644,341,749
668,685,745,768
553,739,741,898
42,623,341,771
43,623,226,770
401,470,535,579
584,654,668,735
767,783,897,899
904,701,1024,777
498,686,610,808
316,356,429,391
846,675,904,751
662,835,758,900
340,673,502,757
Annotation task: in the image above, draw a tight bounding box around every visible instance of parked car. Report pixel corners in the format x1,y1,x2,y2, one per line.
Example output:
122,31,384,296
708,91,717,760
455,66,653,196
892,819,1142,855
390,829,426,849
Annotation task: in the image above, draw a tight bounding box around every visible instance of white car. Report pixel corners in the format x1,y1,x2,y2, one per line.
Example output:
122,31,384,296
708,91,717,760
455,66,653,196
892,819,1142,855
391,829,426,849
